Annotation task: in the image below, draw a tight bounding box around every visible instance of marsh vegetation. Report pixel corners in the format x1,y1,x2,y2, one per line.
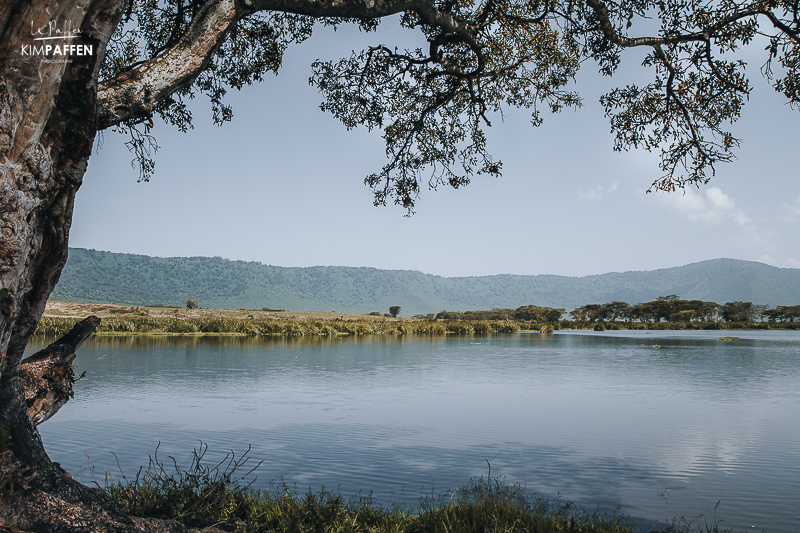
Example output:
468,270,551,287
36,299,799,338
35,314,532,337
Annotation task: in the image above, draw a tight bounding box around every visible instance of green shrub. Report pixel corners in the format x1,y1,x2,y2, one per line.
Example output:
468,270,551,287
493,322,519,333
35,316,80,336
472,321,490,334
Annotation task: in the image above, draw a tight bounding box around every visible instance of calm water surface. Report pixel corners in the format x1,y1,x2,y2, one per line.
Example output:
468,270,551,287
28,330,800,532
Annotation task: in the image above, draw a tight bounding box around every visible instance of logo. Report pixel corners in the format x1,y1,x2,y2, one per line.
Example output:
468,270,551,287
21,20,94,63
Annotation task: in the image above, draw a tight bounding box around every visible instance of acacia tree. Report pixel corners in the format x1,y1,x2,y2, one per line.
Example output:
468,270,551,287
1,0,799,530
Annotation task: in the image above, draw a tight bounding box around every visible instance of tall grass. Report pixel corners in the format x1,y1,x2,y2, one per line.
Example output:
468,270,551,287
34,316,542,338
37,315,793,338
103,444,697,533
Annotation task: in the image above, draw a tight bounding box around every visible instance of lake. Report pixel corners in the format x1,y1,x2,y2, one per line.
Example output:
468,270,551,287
28,330,800,532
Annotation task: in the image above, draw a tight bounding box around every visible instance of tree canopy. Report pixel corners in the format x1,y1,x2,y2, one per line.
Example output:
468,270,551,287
100,0,800,212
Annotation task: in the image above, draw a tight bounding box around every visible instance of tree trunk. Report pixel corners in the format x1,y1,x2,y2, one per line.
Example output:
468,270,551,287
0,1,186,531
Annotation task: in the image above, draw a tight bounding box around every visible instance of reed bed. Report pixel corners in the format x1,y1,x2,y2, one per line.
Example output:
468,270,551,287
103,444,681,533
38,314,794,338
34,316,545,338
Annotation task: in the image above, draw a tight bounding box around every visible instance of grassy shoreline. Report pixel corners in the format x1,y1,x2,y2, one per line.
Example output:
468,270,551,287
35,301,798,338
35,314,533,337
102,444,692,533
110,478,663,533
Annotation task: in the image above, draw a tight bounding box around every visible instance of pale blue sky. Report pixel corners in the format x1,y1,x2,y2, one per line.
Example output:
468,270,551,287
72,20,800,278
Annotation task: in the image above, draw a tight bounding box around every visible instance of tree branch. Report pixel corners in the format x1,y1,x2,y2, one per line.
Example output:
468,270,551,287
584,0,786,48
97,0,246,129
252,0,474,38
97,0,479,129
763,9,800,43
20,316,100,426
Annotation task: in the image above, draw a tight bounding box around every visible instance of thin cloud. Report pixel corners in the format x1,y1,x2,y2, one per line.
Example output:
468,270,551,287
758,255,800,269
778,196,800,223
578,180,619,200
653,186,751,226
651,187,774,252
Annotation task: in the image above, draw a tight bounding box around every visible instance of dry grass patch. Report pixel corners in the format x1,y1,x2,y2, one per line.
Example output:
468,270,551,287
44,301,397,322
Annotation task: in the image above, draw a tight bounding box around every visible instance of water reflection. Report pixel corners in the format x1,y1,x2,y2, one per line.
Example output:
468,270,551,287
29,330,800,533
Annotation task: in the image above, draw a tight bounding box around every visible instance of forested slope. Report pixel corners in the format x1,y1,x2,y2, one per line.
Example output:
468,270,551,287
51,249,800,315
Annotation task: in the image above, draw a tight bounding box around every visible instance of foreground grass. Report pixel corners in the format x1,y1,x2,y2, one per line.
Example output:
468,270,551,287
103,445,717,533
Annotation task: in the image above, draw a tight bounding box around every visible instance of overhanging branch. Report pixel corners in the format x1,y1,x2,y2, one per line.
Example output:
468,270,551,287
584,0,790,49
97,0,245,129
97,0,477,129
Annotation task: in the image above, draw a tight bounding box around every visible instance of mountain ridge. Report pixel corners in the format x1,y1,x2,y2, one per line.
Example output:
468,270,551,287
51,249,800,315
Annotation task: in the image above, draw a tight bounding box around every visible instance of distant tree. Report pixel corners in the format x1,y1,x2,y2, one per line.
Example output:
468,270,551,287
569,306,589,322
781,306,800,323
604,301,631,322
514,305,565,323
653,295,680,322
493,308,514,322
541,307,566,323
571,298,753,324
676,300,711,322
628,302,658,322
570,304,603,322
720,301,755,322
764,305,800,323
514,305,537,321
670,309,697,322
389,306,402,318
186,299,200,310
695,302,721,322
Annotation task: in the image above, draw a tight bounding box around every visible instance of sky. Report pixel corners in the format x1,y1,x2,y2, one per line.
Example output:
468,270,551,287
71,19,800,278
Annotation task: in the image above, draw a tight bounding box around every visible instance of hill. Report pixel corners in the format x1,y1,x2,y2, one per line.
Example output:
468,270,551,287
50,249,800,315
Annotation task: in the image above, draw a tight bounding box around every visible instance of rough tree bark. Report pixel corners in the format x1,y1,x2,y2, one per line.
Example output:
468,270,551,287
0,1,188,531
